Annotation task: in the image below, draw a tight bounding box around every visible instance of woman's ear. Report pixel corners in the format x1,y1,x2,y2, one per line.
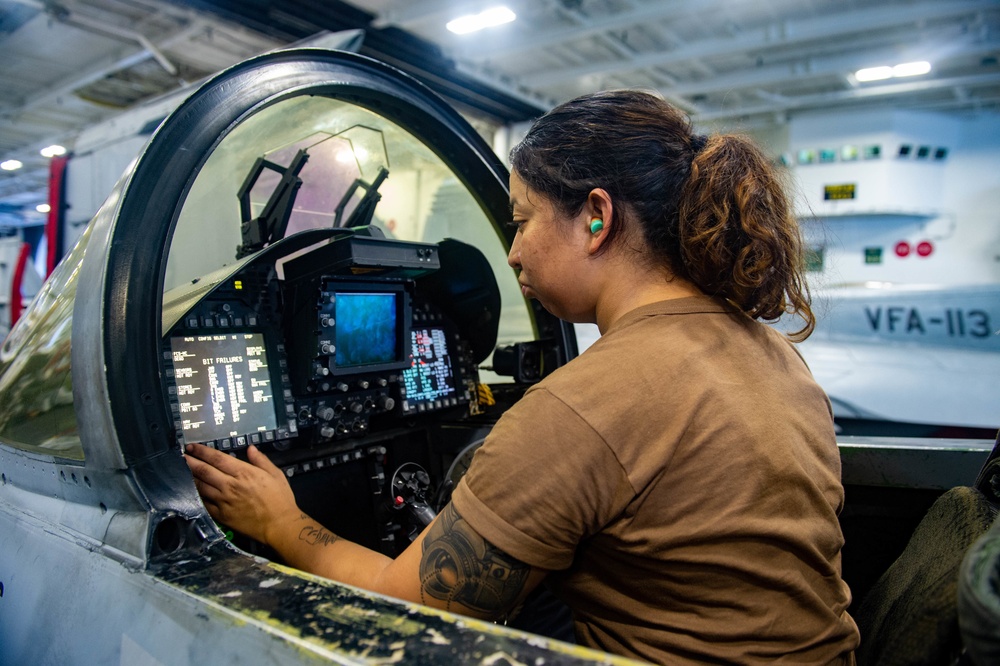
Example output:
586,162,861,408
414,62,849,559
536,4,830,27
585,188,614,254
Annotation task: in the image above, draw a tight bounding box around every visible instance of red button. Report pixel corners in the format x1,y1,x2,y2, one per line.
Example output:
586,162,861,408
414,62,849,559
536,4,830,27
917,241,934,257
894,241,911,257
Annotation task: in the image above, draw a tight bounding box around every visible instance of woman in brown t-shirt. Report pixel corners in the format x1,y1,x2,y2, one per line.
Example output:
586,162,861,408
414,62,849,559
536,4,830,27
186,89,860,664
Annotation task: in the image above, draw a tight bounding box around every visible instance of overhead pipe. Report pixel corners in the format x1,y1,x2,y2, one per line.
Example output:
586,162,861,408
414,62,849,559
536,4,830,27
60,10,179,77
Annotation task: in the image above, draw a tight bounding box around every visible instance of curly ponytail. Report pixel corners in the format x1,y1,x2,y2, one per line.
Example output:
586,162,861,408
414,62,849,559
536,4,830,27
678,135,814,340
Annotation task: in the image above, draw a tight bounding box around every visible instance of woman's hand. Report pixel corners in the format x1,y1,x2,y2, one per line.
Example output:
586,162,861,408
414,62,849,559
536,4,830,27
184,443,300,547
185,443,545,623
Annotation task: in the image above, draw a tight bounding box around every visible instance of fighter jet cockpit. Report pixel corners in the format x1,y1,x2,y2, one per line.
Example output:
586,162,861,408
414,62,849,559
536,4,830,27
159,90,552,557
0,49,599,663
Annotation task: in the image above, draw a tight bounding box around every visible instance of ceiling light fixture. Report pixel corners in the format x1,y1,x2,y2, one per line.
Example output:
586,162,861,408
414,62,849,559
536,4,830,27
0,159,23,171
855,61,931,83
446,6,516,35
892,61,932,77
854,66,893,82
40,144,67,158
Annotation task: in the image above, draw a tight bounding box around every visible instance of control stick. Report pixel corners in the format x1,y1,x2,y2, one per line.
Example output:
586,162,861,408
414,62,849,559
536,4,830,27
390,463,436,538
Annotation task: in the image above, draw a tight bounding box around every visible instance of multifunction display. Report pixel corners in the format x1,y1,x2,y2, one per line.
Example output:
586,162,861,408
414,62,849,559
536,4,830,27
334,291,399,368
401,327,458,412
170,332,278,444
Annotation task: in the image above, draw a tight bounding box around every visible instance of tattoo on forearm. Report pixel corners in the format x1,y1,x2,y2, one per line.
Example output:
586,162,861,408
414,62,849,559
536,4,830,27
298,524,339,547
419,503,530,615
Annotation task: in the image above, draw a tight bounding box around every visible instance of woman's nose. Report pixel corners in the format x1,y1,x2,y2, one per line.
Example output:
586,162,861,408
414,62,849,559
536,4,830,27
507,236,521,269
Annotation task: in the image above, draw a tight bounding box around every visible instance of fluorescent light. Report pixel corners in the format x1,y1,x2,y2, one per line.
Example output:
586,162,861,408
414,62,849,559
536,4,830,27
40,144,67,158
855,66,893,82
0,159,23,171
36,203,51,214
855,61,932,83
447,6,516,35
893,61,931,77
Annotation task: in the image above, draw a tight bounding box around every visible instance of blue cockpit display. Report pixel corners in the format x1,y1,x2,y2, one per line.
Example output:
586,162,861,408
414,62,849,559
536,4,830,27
334,292,399,368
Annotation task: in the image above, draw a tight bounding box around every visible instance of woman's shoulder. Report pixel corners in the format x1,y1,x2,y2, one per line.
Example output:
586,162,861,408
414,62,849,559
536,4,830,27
537,297,813,407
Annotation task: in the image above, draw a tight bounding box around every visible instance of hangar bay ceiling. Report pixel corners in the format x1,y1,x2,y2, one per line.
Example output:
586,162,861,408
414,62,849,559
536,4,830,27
1,0,998,223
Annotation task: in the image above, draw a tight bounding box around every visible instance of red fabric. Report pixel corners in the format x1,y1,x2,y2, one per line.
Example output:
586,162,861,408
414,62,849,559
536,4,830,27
45,154,69,277
10,241,30,327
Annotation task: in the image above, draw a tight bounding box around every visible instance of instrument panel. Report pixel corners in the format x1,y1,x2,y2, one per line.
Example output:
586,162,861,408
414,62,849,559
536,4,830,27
161,229,498,555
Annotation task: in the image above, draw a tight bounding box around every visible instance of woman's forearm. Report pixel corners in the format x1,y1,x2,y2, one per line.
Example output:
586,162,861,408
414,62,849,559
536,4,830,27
264,510,396,587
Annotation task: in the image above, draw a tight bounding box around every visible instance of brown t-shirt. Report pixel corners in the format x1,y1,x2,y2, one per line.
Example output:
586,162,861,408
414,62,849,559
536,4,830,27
452,297,860,664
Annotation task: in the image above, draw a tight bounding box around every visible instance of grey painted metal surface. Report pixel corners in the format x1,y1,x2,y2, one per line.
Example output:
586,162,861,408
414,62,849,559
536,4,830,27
839,436,995,489
800,285,1000,431
0,460,638,663
72,175,132,473
0,488,637,665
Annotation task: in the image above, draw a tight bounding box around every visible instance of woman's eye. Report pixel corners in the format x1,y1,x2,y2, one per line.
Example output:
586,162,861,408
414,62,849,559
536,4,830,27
507,220,525,231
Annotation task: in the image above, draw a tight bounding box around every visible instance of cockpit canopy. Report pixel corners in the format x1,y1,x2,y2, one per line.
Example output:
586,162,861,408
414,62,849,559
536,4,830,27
0,50,548,537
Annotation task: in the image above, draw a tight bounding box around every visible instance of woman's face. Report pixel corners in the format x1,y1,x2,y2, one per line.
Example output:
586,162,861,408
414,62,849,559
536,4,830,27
507,171,596,323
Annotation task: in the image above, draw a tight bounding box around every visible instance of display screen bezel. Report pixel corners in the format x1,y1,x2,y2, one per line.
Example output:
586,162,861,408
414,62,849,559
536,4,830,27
168,330,287,446
400,326,460,412
327,280,412,377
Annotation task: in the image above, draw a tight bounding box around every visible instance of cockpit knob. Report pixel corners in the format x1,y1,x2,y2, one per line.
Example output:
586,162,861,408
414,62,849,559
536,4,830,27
316,406,335,421
320,425,336,439
350,402,364,414
377,395,395,411
336,382,349,393
357,380,370,390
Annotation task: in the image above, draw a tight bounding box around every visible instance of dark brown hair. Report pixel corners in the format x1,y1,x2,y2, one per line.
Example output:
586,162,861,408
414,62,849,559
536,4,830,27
510,89,814,340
